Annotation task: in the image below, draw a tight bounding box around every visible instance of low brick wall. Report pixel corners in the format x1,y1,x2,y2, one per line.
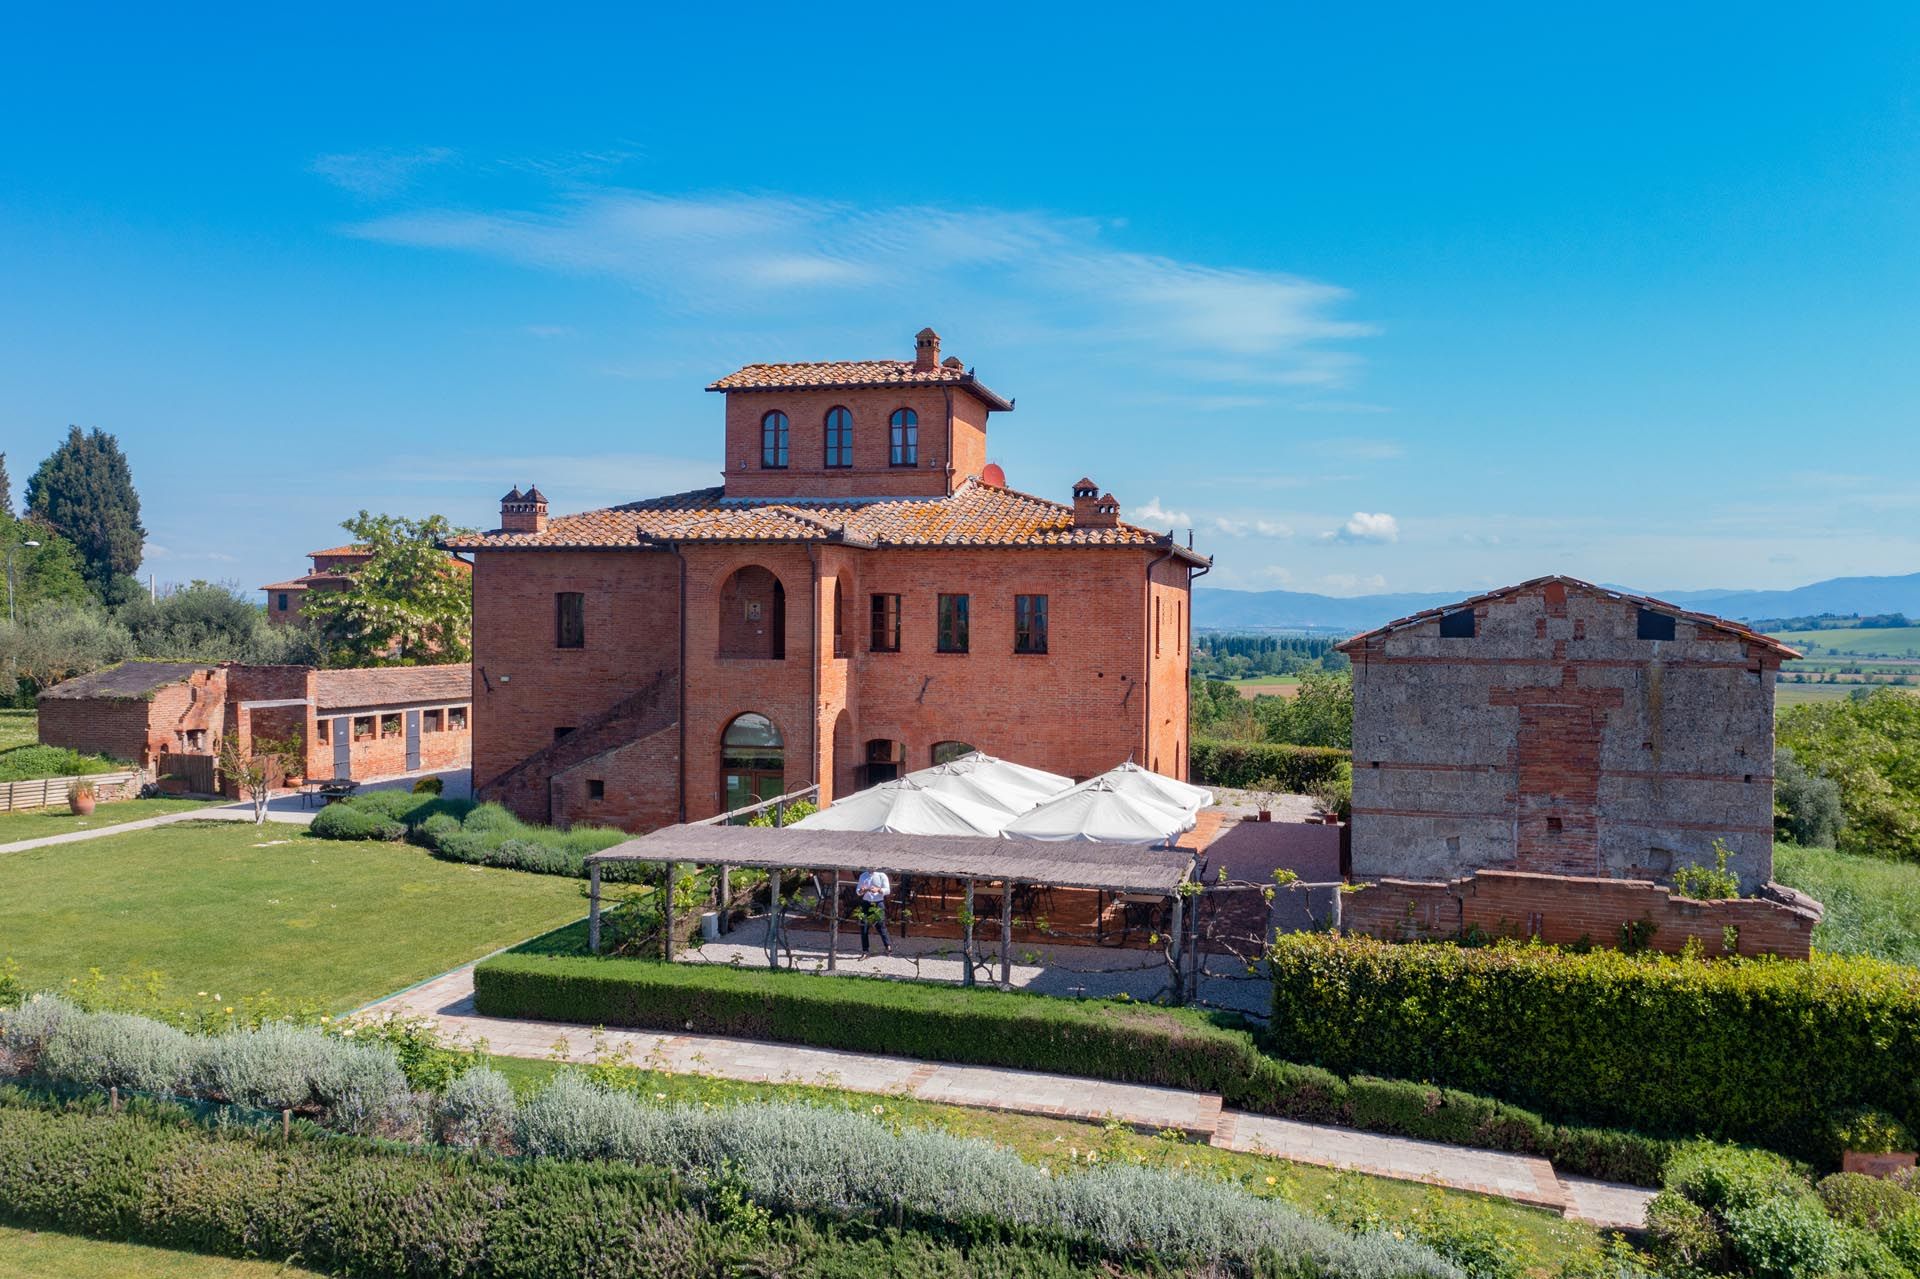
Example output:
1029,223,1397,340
1335,868,1821,958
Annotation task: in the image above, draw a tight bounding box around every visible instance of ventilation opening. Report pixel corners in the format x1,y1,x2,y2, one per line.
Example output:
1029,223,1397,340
1637,608,1676,641
1546,816,1564,834
1439,608,1476,639
587,779,605,800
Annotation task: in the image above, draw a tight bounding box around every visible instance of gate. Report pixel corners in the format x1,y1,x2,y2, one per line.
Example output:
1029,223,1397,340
405,710,421,771
162,753,218,795
332,717,350,779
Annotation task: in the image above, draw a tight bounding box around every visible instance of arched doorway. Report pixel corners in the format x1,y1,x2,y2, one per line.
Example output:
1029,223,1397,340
864,738,905,786
721,713,785,812
718,566,786,660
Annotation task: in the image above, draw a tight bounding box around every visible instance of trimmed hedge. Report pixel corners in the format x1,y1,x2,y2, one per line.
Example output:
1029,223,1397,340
474,952,1672,1184
421,802,637,880
0,1095,1120,1279
1189,738,1350,791
1266,933,1920,1159
309,788,472,841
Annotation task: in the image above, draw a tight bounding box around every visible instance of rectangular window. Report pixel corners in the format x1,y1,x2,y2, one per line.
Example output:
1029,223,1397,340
1155,599,1162,657
554,726,576,742
447,706,467,731
869,593,901,652
1439,608,1476,638
937,593,970,653
1637,607,1676,641
588,779,605,800
380,712,402,738
315,720,330,745
1177,600,1184,654
423,709,444,732
277,593,289,611
556,592,585,649
1014,594,1048,654
353,715,375,742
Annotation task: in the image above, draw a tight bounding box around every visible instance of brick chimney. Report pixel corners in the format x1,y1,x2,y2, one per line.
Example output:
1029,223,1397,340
913,327,941,372
501,484,548,534
1071,477,1107,527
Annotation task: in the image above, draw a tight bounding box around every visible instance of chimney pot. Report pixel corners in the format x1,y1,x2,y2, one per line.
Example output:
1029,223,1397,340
1072,477,1116,527
501,483,549,535
914,327,941,372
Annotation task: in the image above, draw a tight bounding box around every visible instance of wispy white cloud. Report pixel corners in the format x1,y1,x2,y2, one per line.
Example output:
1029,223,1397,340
312,147,455,199
1320,511,1400,544
343,188,1374,385
1321,572,1389,593
1212,516,1293,538
1133,496,1192,528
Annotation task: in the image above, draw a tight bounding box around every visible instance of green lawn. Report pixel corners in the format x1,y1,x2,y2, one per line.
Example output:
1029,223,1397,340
1774,842,1920,966
0,821,589,1011
485,1056,1604,1270
0,708,34,752
1774,682,1861,707
0,1227,319,1277
1770,624,1920,658
0,797,213,845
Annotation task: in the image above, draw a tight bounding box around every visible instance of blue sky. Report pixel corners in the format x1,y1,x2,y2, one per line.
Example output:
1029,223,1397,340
3,3,1918,597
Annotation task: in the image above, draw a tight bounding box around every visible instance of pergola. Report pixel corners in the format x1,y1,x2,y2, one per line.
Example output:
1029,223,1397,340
583,824,1196,987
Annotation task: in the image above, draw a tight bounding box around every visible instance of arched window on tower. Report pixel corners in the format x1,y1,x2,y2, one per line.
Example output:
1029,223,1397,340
889,408,918,466
760,411,789,468
824,407,853,468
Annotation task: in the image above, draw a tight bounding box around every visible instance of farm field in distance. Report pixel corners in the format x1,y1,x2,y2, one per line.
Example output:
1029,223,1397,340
1230,674,1302,699
1769,624,1920,658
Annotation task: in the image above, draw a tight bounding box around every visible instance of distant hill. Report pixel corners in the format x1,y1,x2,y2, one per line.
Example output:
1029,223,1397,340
1194,571,1920,634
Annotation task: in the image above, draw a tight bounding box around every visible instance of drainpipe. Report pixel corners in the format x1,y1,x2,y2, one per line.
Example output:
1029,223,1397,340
942,387,955,490
1185,551,1211,781
1144,543,1179,770
667,541,688,824
807,541,822,800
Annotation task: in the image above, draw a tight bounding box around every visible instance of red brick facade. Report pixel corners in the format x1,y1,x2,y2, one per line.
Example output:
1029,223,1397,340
1338,869,1822,959
451,330,1208,830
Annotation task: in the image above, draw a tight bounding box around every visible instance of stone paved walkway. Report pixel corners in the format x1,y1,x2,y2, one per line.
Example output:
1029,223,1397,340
364,964,1653,1229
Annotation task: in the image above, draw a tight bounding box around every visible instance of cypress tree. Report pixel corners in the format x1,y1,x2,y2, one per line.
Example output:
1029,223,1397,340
25,426,146,602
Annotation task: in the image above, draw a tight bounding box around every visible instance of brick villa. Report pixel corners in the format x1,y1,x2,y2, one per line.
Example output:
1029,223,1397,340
445,328,1210,830
261,543,471,627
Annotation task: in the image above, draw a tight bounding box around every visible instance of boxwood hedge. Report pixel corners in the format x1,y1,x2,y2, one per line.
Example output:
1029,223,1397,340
1266,933,1920,1159
1189,739,1350,791
473,952,1672,1184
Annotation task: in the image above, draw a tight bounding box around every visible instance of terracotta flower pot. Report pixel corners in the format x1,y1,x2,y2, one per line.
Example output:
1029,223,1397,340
1256,810,1272,822
1843,1150,1918,1178
69,791,96,816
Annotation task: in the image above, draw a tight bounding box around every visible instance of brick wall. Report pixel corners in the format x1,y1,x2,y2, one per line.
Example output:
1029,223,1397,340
1335,868,1820,958
468,537,1194,830
1347,580,1785,891
35,697,161,766
720,385,995,500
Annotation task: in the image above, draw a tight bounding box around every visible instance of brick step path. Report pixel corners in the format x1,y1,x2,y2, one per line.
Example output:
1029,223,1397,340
363,965,1653,1230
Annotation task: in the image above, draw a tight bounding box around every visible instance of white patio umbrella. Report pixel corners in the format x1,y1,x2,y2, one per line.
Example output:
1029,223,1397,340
1000,778,1195,843
1071,760,1214,812
941,751,1073,806
901,760,1048,816
789,777,1011,836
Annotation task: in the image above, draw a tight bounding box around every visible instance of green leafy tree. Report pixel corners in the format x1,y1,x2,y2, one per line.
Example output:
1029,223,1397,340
1,514,90,621
1253,669,1354,748
1776,688,1920,861
0,600,134,699
0,452,11,517
24,426,145,602
300,512,473,666
117,579,317,664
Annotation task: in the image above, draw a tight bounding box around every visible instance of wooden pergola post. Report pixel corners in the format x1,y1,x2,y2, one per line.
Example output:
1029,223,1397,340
718,863,731,935
766,868,782,969
961,877,976,987
588,861,602,954
999,880,1014,989
827,869,841,971
663,860,678,962
1167,890,1184,1004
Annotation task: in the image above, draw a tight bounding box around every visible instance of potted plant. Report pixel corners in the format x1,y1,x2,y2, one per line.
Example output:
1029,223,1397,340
1832,1106,1918,1178
68,778,97,816
1246,777,1278,822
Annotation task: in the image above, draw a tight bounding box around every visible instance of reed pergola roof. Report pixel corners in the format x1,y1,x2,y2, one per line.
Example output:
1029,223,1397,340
585,824,1193,894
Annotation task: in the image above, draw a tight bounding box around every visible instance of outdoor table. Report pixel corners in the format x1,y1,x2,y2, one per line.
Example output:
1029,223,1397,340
317,778,359,805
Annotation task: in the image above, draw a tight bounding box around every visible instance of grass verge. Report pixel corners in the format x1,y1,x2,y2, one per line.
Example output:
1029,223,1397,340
1775,841,1920,966
0,821,587,1011
0,1226,319,1277
0,797,212,845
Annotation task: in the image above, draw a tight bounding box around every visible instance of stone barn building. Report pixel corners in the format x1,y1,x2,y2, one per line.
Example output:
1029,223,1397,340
1340,577,1799,889
1333,577,1822,955
444,327,1209,832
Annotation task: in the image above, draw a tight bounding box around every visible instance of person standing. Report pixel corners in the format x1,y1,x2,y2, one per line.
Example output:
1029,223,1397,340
855,867,892,957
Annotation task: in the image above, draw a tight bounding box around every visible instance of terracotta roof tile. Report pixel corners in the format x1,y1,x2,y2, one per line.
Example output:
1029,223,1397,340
443,478,1208,563
307,545,369,559
707,360,1013,411
314,664,471,711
